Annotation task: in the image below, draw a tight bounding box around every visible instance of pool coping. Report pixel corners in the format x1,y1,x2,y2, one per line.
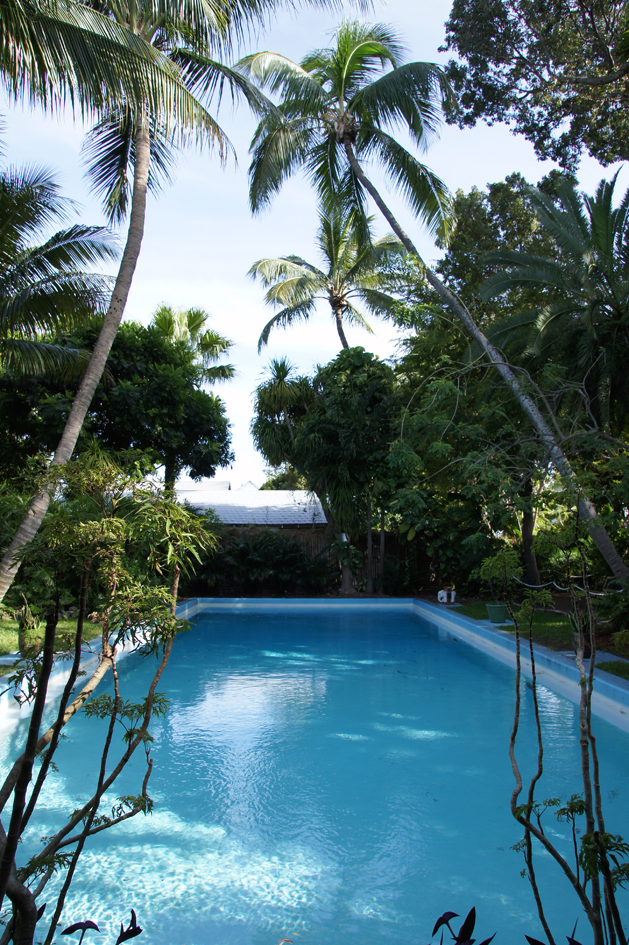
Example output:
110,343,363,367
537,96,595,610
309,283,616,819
177,596,629,734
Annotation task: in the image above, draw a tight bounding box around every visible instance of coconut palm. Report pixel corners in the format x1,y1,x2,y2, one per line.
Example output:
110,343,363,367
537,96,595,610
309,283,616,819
250,206,404,350
0,161,116,380
239,19,629,581
0,0,213,120
482,174,629,437
152,304,235,382
0,2,270,601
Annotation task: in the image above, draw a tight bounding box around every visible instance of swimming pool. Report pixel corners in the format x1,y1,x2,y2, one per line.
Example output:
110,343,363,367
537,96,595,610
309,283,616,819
6,604,629,944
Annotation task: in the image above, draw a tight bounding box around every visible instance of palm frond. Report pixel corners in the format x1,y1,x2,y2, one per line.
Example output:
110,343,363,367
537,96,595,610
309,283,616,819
0,336,91,379
359,128,453,237
257,302,317,352
248,113,318,212
351,60,445,150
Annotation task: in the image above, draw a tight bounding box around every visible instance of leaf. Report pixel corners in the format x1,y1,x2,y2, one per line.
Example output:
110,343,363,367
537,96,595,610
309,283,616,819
36,903,47,921
114,909,143,945
456,908,476,944
62,921,100,935
432,912,459,937
525,938,547,945
478,936,496,945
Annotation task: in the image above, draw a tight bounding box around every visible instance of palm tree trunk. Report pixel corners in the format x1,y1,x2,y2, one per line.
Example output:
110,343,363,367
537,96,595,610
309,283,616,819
333,307,349,348
343,138,629,582
0,113,151,602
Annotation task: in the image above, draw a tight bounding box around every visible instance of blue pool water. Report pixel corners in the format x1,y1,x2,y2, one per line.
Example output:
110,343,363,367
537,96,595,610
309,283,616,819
6,608,629,944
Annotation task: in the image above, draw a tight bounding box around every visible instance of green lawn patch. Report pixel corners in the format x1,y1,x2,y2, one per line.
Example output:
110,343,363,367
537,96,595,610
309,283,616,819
454,601,573,651
596,660,629,682
0,618,101,663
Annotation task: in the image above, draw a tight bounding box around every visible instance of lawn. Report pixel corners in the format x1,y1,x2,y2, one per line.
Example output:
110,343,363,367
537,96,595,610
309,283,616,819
454,601,629,683
0,618,102,675
454,601,573,650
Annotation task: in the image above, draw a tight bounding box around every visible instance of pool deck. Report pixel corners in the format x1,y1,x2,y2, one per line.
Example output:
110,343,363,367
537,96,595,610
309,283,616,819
178,596,629,734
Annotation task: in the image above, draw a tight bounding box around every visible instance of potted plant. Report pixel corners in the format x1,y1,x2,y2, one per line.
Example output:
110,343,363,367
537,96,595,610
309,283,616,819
480,548,522,624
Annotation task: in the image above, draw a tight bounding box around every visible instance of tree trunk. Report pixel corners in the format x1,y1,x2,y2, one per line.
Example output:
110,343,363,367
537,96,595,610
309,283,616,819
343,137,629,582
0,113,152,603
333,307,349,348
365,493,374,594
377,507,385,596
0,606,58,910
520,477,541,587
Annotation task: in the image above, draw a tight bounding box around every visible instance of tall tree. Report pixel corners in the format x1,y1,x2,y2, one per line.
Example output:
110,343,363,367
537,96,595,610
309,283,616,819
250,206,403,349
240,19,629,580
0,1,268,601
0,320,234,485
443,0,629,168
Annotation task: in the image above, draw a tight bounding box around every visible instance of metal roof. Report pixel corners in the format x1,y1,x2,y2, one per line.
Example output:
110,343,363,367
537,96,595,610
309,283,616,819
176,487,327,526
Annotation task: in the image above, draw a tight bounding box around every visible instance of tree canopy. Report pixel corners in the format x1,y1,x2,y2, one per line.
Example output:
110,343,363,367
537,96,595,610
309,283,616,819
0,320,233,484
443,0,629,167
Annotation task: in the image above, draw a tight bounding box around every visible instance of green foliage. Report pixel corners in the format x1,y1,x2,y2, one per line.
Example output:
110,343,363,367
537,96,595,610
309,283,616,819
0,160,116,381
0,320,233,484
295,347,399,536
444,0,629,167
483,175,629,438
184,529,332,594
260,465,307,490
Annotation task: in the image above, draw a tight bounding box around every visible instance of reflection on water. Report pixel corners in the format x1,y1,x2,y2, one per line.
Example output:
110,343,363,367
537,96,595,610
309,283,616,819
4,610,629,945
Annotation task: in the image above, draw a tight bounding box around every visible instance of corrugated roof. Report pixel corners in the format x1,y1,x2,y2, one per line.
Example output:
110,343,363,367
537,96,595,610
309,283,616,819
176,487,327,526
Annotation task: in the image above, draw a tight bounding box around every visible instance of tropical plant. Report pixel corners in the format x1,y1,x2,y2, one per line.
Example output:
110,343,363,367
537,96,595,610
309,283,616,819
251,357,315,466
0,159,116,379
151,303,235,382
0,0,269,601
250,206,403,350
0,0,211,121
240,19,629,582
482,175,629,439
0,451,215,945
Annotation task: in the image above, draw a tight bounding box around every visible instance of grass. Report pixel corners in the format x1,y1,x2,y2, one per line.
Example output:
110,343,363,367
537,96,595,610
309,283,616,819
0,618,102,674
454,601,573,650
596,661,629,682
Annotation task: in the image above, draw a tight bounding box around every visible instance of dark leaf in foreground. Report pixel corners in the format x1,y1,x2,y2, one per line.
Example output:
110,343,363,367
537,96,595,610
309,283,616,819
477,936,496,945
456,908,476,944
115,909,143,945
433,912,459,936
62,921,100,935
525,937,547,945
36,903,46,921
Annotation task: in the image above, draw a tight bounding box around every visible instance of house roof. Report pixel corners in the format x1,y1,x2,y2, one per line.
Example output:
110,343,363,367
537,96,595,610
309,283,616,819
176,486,327,526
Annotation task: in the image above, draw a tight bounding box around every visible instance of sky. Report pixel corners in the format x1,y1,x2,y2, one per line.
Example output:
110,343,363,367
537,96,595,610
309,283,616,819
5,0,625,486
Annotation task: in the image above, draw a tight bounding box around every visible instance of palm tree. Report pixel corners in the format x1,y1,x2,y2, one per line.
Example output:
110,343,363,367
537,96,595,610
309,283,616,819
239,19,629,580
0,160,116,379
482,174,629,438
0,2,269,601
250,206,403,350
0,0,214,121
152,304,235,382
252,356,313,463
